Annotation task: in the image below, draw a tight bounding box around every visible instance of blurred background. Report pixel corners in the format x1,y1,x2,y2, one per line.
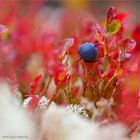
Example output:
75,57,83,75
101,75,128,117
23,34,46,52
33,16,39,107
0,0,139,25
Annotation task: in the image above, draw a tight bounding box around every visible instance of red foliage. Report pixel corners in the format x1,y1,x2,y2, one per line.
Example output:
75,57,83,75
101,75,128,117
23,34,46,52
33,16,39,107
0,3,139,133
54,69,71,88
27,95,39,111
132,23,140,52
29,75,42,95
106,6,118,25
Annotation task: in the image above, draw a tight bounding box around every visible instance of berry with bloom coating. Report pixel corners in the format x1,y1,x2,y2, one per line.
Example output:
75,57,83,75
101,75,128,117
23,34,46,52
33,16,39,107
78,42,98,62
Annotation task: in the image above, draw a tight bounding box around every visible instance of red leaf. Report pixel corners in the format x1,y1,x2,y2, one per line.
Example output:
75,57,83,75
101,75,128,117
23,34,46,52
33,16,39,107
95,31,104,43
106,6,118,25
67,36,79,56
34,74,42,84
117,13,127,22
29,75,42,95
59,38,74,52
118,91,139,126
124,53,131,59
29,83,35,95
27,96,39,110
122,39,136,52
0,24,8,34
132,23,140,51
93,24,105,36
54,69,70,87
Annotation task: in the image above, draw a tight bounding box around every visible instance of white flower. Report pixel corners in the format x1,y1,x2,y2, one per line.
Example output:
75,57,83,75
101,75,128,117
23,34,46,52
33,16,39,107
65,104,88,119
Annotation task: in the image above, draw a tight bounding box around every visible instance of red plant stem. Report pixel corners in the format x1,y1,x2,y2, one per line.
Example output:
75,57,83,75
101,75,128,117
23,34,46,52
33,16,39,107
102,35,108,72
46,87,59,109
40,77,52,96
82,62,88,97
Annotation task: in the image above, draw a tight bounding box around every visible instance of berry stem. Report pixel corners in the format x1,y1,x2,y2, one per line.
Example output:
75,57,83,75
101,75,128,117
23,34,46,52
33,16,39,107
76,57,82,63
82,62,88,97
94,42,100,46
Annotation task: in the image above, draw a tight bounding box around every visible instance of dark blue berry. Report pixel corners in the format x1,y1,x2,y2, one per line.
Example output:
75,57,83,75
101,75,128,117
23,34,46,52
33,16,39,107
78,42,98,62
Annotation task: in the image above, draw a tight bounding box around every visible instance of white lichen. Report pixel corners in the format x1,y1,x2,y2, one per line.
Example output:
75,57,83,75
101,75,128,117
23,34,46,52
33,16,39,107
22,95,55,111
65,104,88,119
0,83,33,139
38,96,55,111
22,96,33,108
36,104,129,140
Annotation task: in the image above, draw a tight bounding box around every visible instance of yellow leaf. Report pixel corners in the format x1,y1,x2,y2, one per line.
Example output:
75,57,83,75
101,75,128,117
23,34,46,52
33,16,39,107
106,20,121,35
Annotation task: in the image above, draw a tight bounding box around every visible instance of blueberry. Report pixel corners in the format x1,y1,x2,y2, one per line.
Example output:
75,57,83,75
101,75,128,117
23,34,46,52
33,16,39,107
78,42,98,62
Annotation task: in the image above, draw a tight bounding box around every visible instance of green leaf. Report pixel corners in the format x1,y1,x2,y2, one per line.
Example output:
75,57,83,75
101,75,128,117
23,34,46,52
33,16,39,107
106,20,121,35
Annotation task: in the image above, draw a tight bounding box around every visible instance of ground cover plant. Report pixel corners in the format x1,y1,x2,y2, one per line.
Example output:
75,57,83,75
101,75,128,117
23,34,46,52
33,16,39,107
0,1,139,140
